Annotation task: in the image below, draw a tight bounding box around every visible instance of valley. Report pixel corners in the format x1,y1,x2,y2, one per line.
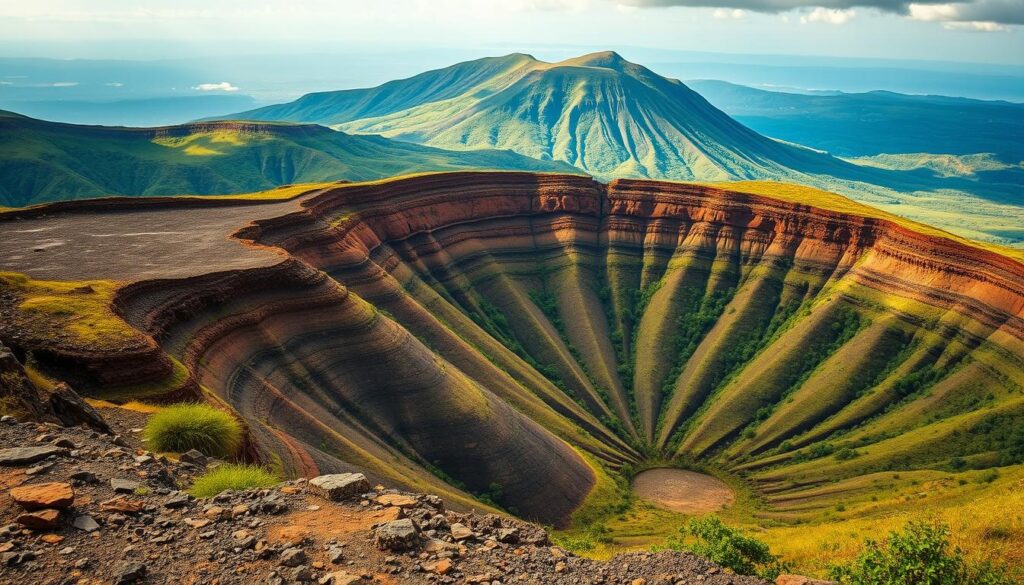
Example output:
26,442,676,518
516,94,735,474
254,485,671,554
2,171,1021,578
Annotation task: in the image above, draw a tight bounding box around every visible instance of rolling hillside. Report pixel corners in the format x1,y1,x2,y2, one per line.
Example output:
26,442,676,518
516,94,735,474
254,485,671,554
0,109,576,207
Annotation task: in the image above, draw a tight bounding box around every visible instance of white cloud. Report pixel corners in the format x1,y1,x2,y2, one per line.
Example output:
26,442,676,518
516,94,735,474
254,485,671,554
907,3,959,20
800,6,855,23
51,81,78,87
193,81,239,92
106,82,124,87
942,19,1008,30
713,7,746,17
907,1,1017,30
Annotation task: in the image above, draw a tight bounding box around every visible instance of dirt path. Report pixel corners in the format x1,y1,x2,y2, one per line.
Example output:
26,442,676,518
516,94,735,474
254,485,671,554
632,468,735,514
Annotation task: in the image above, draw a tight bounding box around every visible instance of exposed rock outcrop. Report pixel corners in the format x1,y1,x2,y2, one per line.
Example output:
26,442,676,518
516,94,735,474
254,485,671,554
0,343,109,432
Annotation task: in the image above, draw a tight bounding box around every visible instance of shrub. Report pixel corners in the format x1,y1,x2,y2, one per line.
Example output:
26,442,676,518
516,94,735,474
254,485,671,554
143,403,242,457
555,523,612,553
189,464,279,498
663,516,785,579
829,521,1014,585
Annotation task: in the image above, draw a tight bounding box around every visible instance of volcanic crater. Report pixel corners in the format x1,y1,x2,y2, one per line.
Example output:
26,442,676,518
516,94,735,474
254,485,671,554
1,171,1022,528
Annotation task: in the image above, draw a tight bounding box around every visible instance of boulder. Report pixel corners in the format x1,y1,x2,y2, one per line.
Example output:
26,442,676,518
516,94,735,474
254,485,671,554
100,496,145,514
48,383,110,433
373,518,420,551
16,509,61,530
375,494,418,508
178,449,207,466
279,547,307,567
110,478,141,494
496,527,519,543
72,514,100,532
10,482,74,510
320,572,363,585
450,522,473,541
309,473,369,502
114,562,147,584
0,445,63,466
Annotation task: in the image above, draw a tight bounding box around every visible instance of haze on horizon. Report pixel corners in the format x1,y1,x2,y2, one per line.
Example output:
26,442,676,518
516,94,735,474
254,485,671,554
1,0,1022,66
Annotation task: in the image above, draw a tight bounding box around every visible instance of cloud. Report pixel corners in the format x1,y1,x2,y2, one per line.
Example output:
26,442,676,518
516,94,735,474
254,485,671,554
940,19,1008,30
193,81,239,92
800,6,856,21
713,7,748,16
621,0,1024,26
51,82,78,87
937,19,1011,29
908,1,1021,26
106,82,124,87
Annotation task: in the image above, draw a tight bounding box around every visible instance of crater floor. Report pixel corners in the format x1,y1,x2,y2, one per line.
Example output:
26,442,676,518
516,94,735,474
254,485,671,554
632,469,735,515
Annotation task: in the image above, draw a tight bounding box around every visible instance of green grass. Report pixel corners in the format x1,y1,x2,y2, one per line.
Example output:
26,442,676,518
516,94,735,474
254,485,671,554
0,112,575,207
143,403,243,457
189,464,279,498
0,271,139,350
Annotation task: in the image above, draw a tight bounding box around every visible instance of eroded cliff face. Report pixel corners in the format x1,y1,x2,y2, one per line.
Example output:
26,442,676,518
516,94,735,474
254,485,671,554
2,172,1022,525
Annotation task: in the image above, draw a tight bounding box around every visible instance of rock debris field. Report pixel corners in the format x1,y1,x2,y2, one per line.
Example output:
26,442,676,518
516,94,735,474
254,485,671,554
0,412,771,585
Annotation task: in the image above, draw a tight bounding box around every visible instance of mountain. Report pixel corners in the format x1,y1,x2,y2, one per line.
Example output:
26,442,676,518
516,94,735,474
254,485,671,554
222,51,871,183
688,79,1024,162
220,52,1024,247
0,109,576,207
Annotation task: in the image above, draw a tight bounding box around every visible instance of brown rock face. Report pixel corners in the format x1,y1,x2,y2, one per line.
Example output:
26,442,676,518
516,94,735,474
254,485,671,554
10,482,75,510
16,508,61,530
100,497,145,514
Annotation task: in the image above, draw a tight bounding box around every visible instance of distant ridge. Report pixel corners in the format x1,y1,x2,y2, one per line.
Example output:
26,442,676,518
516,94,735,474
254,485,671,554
0,111,576,207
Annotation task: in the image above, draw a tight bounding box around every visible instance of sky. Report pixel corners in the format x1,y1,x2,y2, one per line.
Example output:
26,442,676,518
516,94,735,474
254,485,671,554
0,0,1022,66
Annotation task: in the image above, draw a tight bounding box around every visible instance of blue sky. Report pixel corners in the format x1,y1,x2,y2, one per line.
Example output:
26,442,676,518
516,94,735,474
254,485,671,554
0,0,1022,65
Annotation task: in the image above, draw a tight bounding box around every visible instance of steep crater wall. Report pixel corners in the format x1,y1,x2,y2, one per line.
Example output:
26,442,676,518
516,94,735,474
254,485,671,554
4,171,1023,527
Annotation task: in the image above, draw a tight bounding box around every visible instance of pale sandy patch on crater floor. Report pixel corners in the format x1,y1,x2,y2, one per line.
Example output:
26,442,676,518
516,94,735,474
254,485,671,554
632,468,735,514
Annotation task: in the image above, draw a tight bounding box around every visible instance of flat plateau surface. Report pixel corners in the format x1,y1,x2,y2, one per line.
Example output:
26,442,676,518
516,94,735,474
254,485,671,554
0,196,312,281
632,468,735,514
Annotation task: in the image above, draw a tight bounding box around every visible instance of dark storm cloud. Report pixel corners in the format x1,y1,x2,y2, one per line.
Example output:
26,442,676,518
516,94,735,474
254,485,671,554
944,0,1024,25
623,0,1024,25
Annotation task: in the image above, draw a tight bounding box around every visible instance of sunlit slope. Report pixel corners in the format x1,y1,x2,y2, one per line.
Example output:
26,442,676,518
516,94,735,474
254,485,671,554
232,173,1024,504
0,110,576,207
225,52,873,183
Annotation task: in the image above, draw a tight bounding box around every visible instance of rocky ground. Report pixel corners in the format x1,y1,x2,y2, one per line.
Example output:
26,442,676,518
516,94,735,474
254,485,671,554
0,412,780,585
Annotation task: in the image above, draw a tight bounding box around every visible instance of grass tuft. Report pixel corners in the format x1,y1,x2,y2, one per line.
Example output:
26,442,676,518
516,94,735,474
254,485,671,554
143,403,242,457
189,464,279,498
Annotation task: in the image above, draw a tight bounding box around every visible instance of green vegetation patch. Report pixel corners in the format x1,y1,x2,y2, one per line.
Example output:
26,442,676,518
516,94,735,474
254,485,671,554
0,272,142,351
660,516,786,580
830,521,1015,585
189,464,279,498
143,403,243,457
